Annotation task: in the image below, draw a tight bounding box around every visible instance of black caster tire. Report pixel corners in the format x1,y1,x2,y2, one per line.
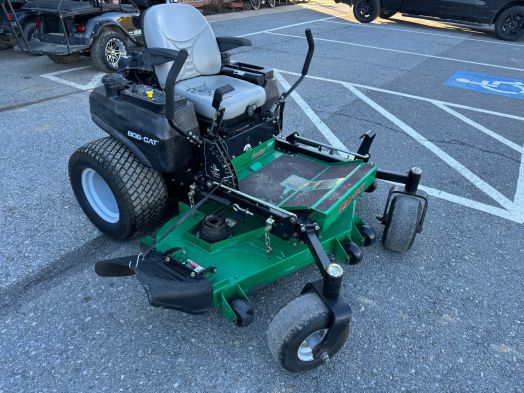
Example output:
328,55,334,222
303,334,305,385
0,42,11,50
358,225,376,247
91,30,129,72
495,6,524,41
353,0,380,23
48,53,82,64
267,0,276,7
230,298,254,327
267,293,350,372
379,11,397,19
344,242,363,264
382,195,422,253
69,137,168,240
365,181,378,193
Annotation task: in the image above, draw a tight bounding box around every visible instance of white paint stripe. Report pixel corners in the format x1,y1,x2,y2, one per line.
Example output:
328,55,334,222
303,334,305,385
513,145,524,214
40,74,92,91
418,184,523,224
275,69,524,122
85,72,105,90
323,19,524,48
344,84,515,210
273,70,346,150
238,14,349,37
266,31,524,73
41,66,92,77
433,102,524,153
40,66,97,91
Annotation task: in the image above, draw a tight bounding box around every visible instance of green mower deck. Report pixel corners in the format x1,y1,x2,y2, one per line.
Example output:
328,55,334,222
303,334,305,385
142,138,377,323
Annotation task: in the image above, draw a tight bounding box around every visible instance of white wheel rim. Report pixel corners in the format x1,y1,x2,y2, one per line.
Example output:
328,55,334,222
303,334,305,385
81,168,119,223
297,328,328,362
105,37,126,69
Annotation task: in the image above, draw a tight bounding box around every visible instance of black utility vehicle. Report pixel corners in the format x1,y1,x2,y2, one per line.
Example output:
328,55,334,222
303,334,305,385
340,0,524,41
0,0,143,71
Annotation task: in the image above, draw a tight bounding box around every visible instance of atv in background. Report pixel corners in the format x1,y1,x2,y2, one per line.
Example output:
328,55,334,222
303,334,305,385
0,0,143,71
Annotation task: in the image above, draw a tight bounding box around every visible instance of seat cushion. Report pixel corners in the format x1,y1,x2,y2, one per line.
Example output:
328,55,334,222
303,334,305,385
143,4,222,88
175,75,266,121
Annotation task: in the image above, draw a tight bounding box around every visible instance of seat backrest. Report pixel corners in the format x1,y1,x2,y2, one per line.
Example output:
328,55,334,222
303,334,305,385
143,4,222,88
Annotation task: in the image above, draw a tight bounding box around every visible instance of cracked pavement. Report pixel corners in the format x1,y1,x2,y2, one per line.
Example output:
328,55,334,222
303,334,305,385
0,1,523,392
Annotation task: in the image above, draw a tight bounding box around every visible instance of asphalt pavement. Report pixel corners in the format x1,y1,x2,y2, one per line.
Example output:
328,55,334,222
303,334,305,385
0,1,523,392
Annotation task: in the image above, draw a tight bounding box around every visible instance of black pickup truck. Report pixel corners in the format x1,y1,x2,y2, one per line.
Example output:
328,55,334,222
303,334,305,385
338,0,524,41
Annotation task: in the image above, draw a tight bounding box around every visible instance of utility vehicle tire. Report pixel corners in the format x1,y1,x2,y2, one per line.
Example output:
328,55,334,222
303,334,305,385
69,137,168,240
249,0,261,10
495,6,524,41
353,0,380,23
48,53,82,64
267,293,350,372
91,30,129,72
22,21,36,42
379,11,397,19
382,195,422,253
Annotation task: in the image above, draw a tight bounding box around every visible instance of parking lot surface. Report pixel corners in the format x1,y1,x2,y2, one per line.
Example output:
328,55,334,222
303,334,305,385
1,1,523,391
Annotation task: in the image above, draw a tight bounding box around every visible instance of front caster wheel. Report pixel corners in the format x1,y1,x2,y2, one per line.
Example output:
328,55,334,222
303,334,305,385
267,293,350,372
382,195,423,253
358,225,376,246
344,242,363,264
230,298,254,327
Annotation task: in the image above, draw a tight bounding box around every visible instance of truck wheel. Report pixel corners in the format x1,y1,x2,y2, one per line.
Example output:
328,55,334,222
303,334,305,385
69,137,168,240
382,195,422,253
353,0,380,23
91,30,129,72
379,11,397,19
495,6,524,41
267,293,350,372
48,53,82,64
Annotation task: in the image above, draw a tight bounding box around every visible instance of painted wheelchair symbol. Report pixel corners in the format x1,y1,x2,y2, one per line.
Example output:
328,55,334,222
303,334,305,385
456,78,524,95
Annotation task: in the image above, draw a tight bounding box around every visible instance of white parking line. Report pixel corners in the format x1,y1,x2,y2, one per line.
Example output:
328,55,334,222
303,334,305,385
277,69,524,122
276,70,524,223
40,66,97,91
266,31,524,73
345,83,515,210
238,13,349,37
433,102,523,153
322,19,524,48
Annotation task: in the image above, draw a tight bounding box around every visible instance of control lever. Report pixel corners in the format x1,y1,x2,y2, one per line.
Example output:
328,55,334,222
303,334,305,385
280,29,315,101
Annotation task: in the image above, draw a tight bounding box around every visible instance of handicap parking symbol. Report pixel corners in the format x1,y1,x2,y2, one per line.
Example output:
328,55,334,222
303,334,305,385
446,71,524,100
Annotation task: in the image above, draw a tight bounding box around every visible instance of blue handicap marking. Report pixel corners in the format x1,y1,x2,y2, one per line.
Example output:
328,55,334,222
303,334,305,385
446,71,524,100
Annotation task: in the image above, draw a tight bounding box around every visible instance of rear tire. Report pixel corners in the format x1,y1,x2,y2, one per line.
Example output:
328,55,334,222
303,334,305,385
69,137,168,240
91,30,129,72
267,293,350,372
353,0,380,23
382,195,422,253
48,53,82,64
495,6,524,41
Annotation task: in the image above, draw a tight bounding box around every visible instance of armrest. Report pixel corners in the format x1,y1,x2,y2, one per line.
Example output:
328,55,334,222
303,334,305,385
142,48,182,66
216,37,252,52
212,84,235,110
